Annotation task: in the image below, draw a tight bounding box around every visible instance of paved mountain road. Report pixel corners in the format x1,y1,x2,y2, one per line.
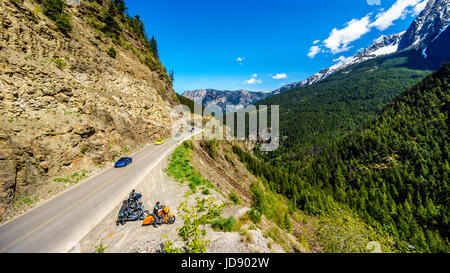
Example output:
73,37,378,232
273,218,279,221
0,132,199,253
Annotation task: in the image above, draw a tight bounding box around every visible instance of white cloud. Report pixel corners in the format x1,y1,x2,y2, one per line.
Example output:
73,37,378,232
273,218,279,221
252,73,258,78
272,73,287,79
413,0,429,16
323,14,372,54
311,0,428,57
236,57,244,62
307,45,322,58
332,56,346,62
244,78,262,85
370,0,423,31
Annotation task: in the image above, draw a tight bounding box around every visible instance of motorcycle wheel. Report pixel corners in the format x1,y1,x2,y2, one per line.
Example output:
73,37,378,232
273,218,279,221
168,215,176,224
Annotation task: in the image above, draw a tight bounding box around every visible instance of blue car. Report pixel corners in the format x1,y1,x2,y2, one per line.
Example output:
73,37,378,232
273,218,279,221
115,157,133,168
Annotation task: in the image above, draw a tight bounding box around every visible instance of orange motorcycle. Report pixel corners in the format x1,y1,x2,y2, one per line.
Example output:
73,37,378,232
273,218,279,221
142,206,176,226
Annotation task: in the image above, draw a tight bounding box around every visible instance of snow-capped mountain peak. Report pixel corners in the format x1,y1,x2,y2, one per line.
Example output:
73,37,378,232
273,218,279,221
273,31,405,92
276,0,449,93
398,0,450,50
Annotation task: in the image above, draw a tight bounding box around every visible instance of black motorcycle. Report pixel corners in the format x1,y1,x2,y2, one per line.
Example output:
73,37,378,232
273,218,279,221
116,192,149,225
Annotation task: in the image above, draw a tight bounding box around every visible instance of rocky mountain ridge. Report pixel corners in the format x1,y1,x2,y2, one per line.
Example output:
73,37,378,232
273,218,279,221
275,31,406,92
182,89,275,113
398,0,450,51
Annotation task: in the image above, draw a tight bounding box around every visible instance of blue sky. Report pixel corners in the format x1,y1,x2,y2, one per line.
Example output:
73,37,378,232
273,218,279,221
124,0,429,93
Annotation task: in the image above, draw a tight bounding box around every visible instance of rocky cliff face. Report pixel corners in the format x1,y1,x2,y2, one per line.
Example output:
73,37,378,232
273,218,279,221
0,0,177,220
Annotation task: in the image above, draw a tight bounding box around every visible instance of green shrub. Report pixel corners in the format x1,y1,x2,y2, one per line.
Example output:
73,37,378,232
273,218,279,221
87,16,103,30
250,182,265,213
43,0,72,35
94,241,110,253
102,13,121,38
86,0,103,13
107,47,117,58
32,6,41,17
201,140,218,159
165,198,221,253
53,58,67,69
43,0,64,21
20,197,33,205
211,217,236,232
55,12,72,35
229,191,241,205
54,170,88,184
183,140,194,150
166,145,213,192
283,212,293,233
248,208,262,223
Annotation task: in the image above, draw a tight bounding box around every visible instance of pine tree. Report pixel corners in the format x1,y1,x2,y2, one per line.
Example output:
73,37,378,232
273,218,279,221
150,36,158,57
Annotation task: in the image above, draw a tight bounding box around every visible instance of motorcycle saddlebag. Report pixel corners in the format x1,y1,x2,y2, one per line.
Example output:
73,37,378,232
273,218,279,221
142,215,154,226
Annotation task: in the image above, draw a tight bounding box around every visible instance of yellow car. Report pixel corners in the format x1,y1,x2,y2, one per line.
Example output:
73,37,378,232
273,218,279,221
154,139,164,145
